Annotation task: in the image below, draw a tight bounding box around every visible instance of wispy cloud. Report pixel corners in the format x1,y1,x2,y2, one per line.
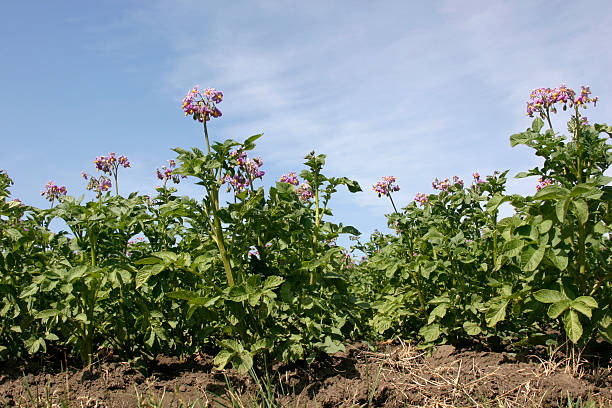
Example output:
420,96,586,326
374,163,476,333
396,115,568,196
5,0,609,240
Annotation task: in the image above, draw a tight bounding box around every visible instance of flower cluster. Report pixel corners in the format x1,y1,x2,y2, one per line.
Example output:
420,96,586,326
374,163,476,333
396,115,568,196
453,176,464,188
156,160,186,185
526,84,598,118
536,177,554,192
0,169,14,187
278,171,316,202
128,236,147,246
182,86,223,122
126,236,148,257
41,181,67,203
82,171,112,197
223,150,265,194
297,180,313,202
94,152,130,174
373,176,400,198
470,172,485,190
431,177,450,191
224,173,250,193
8,198,24,208
414,192,429,206
343,252,356,270
279,172,299,186
431,176,463,192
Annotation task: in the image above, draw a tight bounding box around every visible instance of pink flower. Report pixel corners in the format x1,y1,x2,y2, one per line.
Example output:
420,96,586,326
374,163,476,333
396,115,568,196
41,181,67,202
297,180,313,201
414,192,428,206
182,86,223,123
373,176,399,198
280,172,299,186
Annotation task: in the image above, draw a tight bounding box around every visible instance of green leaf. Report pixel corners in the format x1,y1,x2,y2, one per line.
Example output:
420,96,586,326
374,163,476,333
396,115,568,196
574,296,598,309
5,228,22,240
600,325,612,344
532,117,544,133
520,246,545,272
538,219,553,234
534,289,567,303
427,304,448,325
547,300,571,319
135,264,165,288
423,228,443,245
307,247,342,270
485,297,509,327
339,225,360,235
243,133,263,148
316,336,346,354
227,286,249,302
596,175,612,186
533,185,569,201
546,249,568,271
74,313,90,324
556,198,569,222
263,276,284,290
35,309,59,319
419,324,441,342
213,349,234,370
486,194,511,214
502,239,524,258
570,300,593,318
155,251,178,264
570,184,596,197
571,199,588,225
510,132,535,147
562,309,583,343
251,338,273,354
134,257,162,265
463,321,482,336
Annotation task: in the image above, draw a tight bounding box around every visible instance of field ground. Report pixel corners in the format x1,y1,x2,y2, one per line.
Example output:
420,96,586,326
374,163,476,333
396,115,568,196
1,341,611,407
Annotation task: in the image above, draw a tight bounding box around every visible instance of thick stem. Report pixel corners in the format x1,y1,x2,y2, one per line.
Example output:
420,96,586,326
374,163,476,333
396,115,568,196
310,173,321,285
211,186,235,286
89,232,96,267
492,211,498,270
410,262,426,314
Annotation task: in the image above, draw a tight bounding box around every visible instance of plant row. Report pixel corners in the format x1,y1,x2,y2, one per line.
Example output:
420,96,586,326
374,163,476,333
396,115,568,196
1,84,611,372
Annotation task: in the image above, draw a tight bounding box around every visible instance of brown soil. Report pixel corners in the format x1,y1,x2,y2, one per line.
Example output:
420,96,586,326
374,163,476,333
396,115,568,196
1,341,611,407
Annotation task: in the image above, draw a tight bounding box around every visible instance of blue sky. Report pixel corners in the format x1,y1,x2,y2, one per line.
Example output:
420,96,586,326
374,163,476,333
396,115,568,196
2,1,611,244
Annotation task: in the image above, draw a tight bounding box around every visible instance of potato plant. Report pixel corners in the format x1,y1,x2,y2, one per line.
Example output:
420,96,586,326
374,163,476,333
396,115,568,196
0,83,610,372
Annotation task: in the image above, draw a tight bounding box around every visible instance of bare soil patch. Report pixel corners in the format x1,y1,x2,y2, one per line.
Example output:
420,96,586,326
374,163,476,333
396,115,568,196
1,341,611,407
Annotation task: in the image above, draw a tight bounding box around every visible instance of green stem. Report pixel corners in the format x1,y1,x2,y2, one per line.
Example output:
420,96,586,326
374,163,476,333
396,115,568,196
410,257,425,314
161,180,168,251
492,211,498,270
200,120,235,285
203,121,211,154
89,233,96,267
310,173,322,285
388,193,398,214
211,189,235,286
545,108,554,133
574,107,583,184
114,171,119,196
314,177,320,228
